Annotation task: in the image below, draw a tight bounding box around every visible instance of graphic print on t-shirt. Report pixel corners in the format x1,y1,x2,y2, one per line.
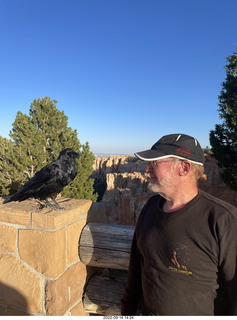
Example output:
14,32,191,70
168,244,192,275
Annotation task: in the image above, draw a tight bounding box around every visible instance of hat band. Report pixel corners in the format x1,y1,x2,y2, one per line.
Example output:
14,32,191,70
134,153,204,166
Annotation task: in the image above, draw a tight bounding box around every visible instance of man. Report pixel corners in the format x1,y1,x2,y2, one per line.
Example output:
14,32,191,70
121,133,237,315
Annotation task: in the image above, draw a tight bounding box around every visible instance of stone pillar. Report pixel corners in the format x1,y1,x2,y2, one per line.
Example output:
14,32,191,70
0,197,105,316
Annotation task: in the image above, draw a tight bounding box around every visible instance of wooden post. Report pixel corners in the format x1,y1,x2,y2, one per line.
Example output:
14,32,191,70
79,222,135,270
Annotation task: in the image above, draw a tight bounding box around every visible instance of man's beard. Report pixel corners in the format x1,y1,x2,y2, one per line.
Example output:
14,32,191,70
148,181,162,193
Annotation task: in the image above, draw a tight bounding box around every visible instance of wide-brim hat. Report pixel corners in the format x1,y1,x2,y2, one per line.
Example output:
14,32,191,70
135,133,205,165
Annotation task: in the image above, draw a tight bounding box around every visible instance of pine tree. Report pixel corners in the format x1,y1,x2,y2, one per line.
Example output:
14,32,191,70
0,97,97,201
210,48,237,191
0,137,22,195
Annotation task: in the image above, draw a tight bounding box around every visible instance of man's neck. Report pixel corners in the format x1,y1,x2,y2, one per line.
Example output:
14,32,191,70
162,187,198,213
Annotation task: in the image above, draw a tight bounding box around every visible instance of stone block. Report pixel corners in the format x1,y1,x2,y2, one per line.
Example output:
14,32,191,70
67,218,87,265
0,197,92,229
6,307,34,316
0,199,34,226
45,262,87,316
70,300,88,316
18,228,66,278
0,255,41,313
31,198,92,229
0,224,17,252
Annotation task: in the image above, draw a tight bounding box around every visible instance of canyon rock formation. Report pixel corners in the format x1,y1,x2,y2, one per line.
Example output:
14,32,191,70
92,155,237,226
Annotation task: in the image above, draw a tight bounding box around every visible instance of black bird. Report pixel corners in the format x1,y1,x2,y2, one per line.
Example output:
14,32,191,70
3,148,80,209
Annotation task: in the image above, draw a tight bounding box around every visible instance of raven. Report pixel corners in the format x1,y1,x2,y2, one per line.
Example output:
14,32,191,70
3,148,80,209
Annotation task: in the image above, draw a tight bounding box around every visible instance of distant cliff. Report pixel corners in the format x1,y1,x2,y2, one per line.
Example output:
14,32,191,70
92,155,237,225
92,156,147,202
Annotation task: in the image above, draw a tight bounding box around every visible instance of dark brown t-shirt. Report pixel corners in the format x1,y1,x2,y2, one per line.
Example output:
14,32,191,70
121,190,237,315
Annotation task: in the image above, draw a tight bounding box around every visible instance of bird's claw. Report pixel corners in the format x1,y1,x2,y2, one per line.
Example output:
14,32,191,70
44,200,65,210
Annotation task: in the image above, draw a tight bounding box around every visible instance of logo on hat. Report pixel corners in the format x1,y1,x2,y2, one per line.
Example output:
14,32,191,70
176,147,190,156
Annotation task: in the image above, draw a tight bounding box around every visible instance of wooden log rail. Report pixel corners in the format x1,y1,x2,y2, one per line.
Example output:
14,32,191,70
78,222,135,315
83,274,126,315
79,222,134,270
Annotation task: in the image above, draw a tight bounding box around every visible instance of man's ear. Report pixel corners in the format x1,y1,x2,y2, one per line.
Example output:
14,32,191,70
179,160,191,176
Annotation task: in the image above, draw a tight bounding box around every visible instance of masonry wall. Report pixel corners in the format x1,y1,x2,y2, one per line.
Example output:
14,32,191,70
0,197,106,316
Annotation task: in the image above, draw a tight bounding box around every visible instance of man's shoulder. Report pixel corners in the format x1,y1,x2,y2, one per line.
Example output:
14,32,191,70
199,189,237,219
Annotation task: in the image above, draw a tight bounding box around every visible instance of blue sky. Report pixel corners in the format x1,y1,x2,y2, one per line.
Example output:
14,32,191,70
0,0,236,155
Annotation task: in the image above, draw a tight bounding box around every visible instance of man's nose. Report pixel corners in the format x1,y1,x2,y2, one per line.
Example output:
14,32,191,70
146,162,152,173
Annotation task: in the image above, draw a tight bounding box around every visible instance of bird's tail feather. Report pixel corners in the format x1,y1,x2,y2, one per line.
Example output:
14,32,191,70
3,197,12,204
3,191,25,204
